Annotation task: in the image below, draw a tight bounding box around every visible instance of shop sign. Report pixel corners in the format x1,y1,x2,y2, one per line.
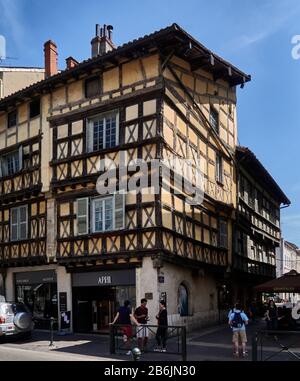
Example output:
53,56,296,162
98,276,112,285
72,269,136,287
15,270,57,285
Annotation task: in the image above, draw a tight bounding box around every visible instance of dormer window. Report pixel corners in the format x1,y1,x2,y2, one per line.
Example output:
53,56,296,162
8,110,17,129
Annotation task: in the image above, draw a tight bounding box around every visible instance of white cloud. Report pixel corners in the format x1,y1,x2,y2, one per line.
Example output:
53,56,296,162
225,1,300,51
0,0,26,52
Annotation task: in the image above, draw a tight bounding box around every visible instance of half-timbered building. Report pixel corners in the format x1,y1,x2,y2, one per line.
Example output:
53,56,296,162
232,147,290,306
0,24,251,332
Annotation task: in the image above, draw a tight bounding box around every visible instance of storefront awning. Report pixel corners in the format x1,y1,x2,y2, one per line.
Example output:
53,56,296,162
254,270,300,293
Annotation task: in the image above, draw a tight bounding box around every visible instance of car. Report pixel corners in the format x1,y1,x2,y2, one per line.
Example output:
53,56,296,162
0,302,34,339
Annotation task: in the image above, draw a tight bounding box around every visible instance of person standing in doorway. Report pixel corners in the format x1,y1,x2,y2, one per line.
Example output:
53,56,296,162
110,300,140,355
154,300,168,352
134,298,149,352
229,303,249,358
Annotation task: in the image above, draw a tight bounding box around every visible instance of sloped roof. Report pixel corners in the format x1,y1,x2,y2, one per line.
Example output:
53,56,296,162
0,23,251,111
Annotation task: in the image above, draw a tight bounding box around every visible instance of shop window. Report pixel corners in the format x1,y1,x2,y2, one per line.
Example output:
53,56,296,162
87,111,119,152
178,283,189,317
0,147,22,177
11,205,28,241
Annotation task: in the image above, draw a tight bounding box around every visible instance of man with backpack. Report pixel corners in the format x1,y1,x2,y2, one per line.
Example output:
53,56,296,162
229,303,249,358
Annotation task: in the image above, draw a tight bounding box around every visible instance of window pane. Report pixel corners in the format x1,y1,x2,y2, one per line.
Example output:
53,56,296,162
105,115,116,149
104,198,113,231
93,119,104,151
78,217,87,235
20,222,27,240
94,200,103,232
4,151,19,176
210,108,219,132
20,206,27,223
11,224,18,241
11,208,18,224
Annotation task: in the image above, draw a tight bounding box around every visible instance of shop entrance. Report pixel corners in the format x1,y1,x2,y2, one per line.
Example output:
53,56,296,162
72,286,135,333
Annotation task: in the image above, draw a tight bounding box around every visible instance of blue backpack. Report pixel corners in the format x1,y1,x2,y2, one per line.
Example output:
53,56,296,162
231,312,243,328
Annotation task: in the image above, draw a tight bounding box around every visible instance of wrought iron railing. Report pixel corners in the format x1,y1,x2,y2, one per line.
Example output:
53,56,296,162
252,329,300,361
110,324,187,361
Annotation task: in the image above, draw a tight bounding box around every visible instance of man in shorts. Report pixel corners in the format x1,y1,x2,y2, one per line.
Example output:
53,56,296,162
134,298,149,352
229,303,249,358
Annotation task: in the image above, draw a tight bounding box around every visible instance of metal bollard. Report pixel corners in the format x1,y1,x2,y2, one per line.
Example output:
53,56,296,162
49,317,55,347
252,332,258,361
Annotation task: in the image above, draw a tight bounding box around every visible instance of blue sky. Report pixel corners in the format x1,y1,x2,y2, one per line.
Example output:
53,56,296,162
1,0,300,245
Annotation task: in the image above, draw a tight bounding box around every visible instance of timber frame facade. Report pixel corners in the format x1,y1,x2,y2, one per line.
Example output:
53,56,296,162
232,147,290,304
0,23,288,330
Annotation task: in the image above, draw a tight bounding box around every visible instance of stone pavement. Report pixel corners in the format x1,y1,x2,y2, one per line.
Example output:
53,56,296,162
0,320,300,361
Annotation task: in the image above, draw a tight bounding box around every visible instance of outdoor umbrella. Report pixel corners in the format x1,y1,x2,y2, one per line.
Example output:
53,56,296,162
254,270,300,293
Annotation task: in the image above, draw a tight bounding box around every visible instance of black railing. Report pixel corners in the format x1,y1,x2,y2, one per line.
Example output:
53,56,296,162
252,330,300,361
110,324,187,361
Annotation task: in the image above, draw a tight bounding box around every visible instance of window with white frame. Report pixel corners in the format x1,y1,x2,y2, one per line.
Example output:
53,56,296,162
0,147,22,177
11,205,28,241
87,111,119,153
76,193,124,235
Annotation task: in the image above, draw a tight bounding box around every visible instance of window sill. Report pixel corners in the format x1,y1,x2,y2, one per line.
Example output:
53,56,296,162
216,180,224,187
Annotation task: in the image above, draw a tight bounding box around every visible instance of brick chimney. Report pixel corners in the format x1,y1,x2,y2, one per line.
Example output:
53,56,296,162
44,40,58,78
91,24,115,58
66,56,79,69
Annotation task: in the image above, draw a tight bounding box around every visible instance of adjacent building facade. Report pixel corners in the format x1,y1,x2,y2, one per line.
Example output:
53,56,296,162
0,67,45,99
0,23,287,333
276,239,300,304
232,147,290,306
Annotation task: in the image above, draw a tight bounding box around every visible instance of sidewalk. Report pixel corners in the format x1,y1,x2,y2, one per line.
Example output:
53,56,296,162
1,320,299,361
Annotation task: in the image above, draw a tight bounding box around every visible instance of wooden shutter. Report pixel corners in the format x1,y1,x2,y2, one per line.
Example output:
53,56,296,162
19,205,27,239
86,119,94,153
77,198,89,235
11,208,19,241
18,146,23,171
114,192,125,230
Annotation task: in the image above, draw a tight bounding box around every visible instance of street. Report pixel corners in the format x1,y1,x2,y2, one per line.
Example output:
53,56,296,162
0,345,114,361
0,321,299,362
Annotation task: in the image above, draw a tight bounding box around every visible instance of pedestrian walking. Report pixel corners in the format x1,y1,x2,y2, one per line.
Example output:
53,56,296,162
134,298,149,352
110,300,140,355
229,303,249,358
154,300,168,352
